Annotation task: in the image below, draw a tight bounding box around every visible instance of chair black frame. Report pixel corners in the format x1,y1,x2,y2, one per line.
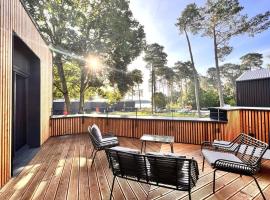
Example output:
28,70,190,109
88,126,119,168
201,133,268,200
106,149,199,200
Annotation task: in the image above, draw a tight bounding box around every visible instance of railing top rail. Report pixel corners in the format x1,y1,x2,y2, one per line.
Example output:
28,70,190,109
50,113,227,123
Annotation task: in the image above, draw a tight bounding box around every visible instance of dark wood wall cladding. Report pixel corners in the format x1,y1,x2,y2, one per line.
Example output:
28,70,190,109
50,116,228,144
0,0,52,187
237,79,270,107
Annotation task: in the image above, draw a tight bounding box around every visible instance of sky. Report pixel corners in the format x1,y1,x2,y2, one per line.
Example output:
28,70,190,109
127,0,270,100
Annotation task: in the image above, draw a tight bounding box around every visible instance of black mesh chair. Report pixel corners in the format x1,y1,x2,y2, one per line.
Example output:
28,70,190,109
106,148,199,200
88,125,119,168
201,133,268,200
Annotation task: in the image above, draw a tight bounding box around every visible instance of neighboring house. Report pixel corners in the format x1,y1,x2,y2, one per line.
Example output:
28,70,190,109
236,68,270,107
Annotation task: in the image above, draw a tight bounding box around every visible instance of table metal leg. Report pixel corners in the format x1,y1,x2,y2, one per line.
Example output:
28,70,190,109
144,141,147,153
140,141,144,153
170,143,174,153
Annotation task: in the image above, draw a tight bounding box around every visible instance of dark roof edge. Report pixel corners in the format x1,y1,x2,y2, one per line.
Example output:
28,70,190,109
19,0,51,48
236,77,270,82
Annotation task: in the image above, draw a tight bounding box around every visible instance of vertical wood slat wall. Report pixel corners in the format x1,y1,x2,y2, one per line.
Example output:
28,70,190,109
50,109,270,145
240,109,270,144
50,117,228,144
0,0,52,187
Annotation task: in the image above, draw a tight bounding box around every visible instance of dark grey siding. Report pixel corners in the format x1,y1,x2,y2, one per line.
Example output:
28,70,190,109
236,78,270,107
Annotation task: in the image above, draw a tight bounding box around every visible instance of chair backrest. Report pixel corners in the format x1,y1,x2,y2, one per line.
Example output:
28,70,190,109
231,133,268,166
88,125,101,149
106,149,199,191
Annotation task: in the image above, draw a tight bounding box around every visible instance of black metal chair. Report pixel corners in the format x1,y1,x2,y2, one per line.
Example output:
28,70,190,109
106,148,199,200
201,133,269,200
88,125,119,168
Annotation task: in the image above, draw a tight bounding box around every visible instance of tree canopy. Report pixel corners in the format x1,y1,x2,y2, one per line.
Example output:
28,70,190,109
240,53,263,70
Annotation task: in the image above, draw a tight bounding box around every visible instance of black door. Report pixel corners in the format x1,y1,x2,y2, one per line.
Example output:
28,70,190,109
14,74,27,151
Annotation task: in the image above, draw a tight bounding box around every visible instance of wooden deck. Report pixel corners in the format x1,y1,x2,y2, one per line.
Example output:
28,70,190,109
0,134,270,200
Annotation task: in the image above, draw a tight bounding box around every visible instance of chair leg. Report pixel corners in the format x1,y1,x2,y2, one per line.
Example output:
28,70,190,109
106,152,111,168
110,176,116,200
252,176,266,200
213,169,217,194
90,148,95,158
91,150,98,168
188,189,192,200
202,157,205,172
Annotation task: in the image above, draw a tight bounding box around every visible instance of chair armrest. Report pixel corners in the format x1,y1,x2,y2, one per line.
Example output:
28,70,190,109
102,137,118,142
213,159,258,175
201,141,212,150
99,138,119,146
201,141,236,153
103,132,115,138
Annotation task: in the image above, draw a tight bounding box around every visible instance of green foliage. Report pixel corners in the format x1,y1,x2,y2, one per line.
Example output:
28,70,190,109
220,63,243,92
174,61,193,80
240,53,263,70
97,86,122,105
176,3,202,34
23,0,145,106
200,89,220,108
129,69,143,86
206,67,218,86
144,43,168,111
200,0,248,60
144,43,168,72
154,92,167,109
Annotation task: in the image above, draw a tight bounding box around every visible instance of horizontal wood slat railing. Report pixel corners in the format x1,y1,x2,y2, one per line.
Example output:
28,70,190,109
50,108,270,145
50,116,228,144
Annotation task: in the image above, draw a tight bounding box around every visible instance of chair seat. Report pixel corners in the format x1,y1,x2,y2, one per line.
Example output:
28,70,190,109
202,149,243,165
213,140,270,160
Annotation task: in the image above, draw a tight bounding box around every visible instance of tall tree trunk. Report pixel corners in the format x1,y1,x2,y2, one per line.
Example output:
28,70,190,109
213,28,224,107
184,30,201,117
153,69,157,112
231,78,237,101
54,54,71,114
138,84,141,109
151,66,154,114
132,87,134,100
151,65,156,114
179,80,183,107
79,66,86,113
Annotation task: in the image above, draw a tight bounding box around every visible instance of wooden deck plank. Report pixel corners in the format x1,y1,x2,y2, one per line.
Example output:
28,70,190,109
41,137,72,200
0,138,55,199
98,147,126,200
229,161,270,200
0,134,270,200
3,138,58,200
94,150,112,200
86,145,101,200
79,143,90,200
67,137,80,200
54,138,75,200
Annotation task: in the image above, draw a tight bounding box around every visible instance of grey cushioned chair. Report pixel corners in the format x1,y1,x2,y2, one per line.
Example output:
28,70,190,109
201,133,268,200
88,124,119,168
106,148,199,200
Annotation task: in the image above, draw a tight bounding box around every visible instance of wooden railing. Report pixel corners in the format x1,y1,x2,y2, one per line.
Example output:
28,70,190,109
240,109,270,144
50,115,229,144
50,108,270,145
